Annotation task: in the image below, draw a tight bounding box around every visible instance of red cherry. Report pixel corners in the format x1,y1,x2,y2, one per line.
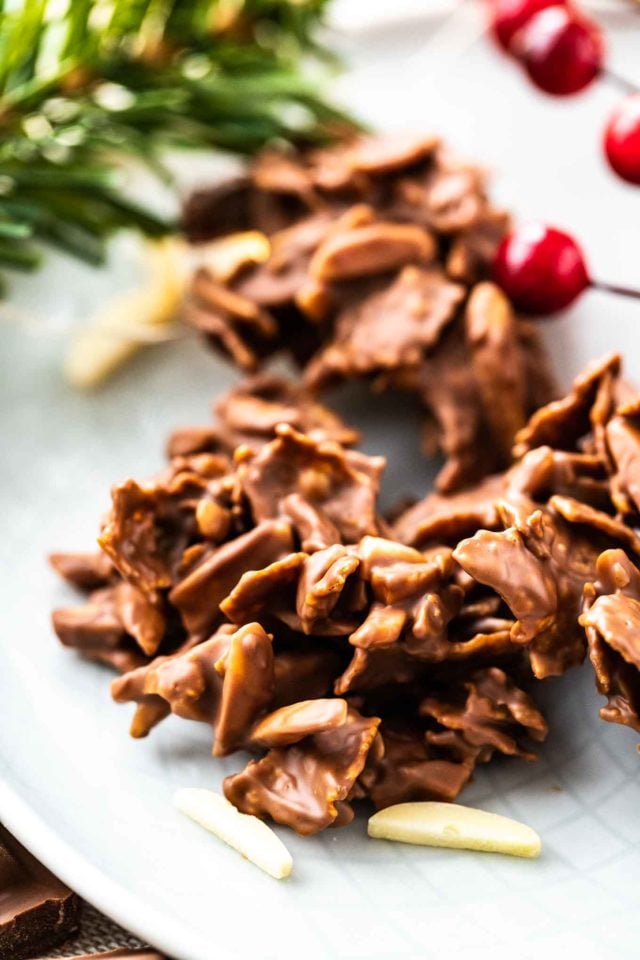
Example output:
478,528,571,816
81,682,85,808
493,224,590,315
604,94,640,185
514,6,604,96
489,0,566,52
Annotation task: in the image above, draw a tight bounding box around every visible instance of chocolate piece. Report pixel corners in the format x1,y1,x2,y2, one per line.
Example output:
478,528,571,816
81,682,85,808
220,551,307,626
334,643,426,695
409,320,500,492
507,446,611,510
186,269,277,371
379,284,541,493
237,424,384,544
48,551,116,591
271,648,342,709
446,208,510,284
166,425,227,460
348,536,466,663
98,477,202,601
513,352,620,459
392,472,505,548
295,545,361,634
251,150,317,201
224,708,379,834
112,631,229,727
453,500,597,678
111,623,274,756
51,584,156,673
465,282,527,460
166,374,359,468
606,397,640,515
281,493,342,553
112,623,274,755
349,132,440,175
213,373,359,450
548,494,640,555
234,211,336,311
214,623,275,756
421,667,547,761
390,161,486,234
169,520,295,637
581,549,640,731
363,726,474,809
248,132,440,201
110,631,231,738
0,826,81,960
182,176,253,242
304,266,465,387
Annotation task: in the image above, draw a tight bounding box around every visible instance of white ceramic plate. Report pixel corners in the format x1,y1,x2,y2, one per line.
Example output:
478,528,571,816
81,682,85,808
3,5,640,959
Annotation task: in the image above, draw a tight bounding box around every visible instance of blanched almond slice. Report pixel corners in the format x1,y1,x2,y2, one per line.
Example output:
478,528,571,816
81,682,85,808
368,802,541,859
65,238,186,389
174,788,293,879
199,231,270,282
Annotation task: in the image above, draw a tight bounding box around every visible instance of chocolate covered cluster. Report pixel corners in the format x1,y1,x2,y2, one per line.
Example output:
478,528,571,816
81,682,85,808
47,352,631,840
183,133,555,491
396,353,640,721
52,373,557,835
52,354,640,835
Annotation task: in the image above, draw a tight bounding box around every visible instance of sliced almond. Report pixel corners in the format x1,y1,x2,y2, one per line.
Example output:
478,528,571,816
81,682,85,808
250,698,348,747
198,230,270,282
65,238,187,389
174,788,293,879
368,802,541,859
310,223,436,281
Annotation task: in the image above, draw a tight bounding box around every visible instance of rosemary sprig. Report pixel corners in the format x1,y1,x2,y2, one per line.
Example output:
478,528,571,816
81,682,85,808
0,0,352,289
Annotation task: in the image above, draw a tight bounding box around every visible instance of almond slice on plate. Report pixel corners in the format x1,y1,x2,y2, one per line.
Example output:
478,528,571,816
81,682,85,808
368,802,541,859
64,238,186,389
174,788,293,879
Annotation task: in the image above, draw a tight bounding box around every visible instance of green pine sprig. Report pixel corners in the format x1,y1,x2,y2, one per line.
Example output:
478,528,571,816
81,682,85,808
0,0,355,291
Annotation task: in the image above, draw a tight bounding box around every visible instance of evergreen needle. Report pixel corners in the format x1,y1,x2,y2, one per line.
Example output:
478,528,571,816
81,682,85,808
0,0,356,292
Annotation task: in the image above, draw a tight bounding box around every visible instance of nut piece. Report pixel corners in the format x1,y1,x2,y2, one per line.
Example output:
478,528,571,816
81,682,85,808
368,802,541,859
174,788,293,879
196,498,231,541
310,223,436,281
198,230,271,282
65,238,186,389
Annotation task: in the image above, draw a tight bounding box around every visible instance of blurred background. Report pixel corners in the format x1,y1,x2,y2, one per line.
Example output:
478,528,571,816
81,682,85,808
2,0,639,383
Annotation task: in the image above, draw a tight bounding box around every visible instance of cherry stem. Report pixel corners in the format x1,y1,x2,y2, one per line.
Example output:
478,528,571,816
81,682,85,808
603,68,639,96
591,279,640,301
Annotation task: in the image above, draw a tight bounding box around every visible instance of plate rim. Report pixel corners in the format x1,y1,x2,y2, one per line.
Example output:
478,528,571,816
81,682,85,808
0,775,224,960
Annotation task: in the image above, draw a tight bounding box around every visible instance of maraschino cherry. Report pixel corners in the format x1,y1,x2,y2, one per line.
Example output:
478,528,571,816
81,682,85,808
489,0,565,52
493,223,640,315
514,5,604,96
604,94,640,185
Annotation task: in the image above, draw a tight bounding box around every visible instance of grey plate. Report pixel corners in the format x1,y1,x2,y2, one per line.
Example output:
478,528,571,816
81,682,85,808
2,4,640,958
